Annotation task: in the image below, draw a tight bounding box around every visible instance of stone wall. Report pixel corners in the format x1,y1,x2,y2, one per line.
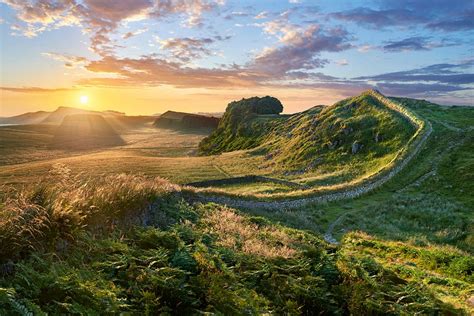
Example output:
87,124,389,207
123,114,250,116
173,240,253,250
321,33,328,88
191,90,432,210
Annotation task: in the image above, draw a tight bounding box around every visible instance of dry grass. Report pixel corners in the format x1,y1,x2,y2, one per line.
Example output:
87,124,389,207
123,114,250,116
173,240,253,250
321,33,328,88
0,164,179,259
202,206,297,258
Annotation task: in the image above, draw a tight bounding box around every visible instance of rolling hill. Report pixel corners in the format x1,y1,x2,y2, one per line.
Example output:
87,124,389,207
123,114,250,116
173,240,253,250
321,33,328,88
0,110,51,125
52,114,124,149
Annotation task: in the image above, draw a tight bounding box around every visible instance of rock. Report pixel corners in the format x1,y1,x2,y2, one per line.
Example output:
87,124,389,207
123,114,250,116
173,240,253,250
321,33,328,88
374,132,381,143
343,126,353,135
352,141,361,154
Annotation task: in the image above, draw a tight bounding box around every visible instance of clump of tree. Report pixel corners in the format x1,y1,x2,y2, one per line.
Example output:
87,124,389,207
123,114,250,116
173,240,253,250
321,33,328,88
227,96,283,115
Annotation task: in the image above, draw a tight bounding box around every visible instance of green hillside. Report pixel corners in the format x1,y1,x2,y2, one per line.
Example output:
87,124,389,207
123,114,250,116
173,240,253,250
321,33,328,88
198,96,285,154
1,171,471,314
198,90,418,193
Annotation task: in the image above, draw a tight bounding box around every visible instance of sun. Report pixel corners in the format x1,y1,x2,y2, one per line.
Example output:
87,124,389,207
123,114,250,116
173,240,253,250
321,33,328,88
80,95,89,105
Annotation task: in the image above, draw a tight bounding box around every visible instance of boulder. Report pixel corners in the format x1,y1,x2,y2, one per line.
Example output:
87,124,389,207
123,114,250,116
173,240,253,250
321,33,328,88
352,141,362,154
374,132,381,143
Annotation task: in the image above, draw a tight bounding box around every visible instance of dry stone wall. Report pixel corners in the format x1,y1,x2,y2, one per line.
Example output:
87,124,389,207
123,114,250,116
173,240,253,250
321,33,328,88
192,90,432,210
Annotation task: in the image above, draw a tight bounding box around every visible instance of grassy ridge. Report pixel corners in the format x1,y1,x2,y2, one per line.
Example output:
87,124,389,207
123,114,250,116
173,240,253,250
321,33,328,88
0,169,472,314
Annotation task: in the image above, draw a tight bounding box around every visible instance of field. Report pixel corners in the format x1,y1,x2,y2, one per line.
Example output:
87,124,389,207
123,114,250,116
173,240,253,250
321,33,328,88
1,94,473,314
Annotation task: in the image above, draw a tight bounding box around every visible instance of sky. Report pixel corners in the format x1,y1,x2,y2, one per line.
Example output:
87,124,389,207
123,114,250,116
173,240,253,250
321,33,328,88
0,0,473,117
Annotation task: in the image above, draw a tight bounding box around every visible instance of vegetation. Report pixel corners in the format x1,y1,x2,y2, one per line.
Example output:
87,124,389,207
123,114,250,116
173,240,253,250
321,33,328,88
1,167,472,314
199,96,285,154
0,93,472,314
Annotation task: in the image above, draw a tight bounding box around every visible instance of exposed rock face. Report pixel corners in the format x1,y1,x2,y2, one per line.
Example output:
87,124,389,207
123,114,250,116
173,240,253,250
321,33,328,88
352,141,362,154
375,132,381,143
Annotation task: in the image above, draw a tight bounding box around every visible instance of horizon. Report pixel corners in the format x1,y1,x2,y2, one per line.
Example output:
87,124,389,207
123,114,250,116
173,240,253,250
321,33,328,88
1,0,473,117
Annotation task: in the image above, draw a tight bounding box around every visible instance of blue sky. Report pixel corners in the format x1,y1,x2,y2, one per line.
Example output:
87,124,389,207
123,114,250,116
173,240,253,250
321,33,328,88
0,0,473,116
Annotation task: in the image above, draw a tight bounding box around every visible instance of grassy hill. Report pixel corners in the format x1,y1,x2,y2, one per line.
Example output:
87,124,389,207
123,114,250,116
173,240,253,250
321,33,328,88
52,114,124,149
200,92,415,172
196,90,419,196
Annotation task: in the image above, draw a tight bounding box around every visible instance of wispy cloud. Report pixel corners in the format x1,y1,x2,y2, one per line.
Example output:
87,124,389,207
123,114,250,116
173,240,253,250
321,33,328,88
382,36,461,52
41,52,87,68
122,27,148,39
330,0,474,32
1,86,74,93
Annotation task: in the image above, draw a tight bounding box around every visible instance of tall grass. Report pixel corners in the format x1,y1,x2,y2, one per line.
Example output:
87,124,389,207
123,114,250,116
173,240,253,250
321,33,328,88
0,163,178,261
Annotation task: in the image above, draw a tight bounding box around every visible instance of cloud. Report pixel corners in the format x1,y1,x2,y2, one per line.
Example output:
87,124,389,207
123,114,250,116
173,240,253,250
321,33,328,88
357,45,374,53
427,11,474,32
355,61,474,85
252,22,352,76
336,59,348,66
122,27,148,39
3,0,224,53
0,86,74,93
254,11,268,19
42,52,87,68
330,8,425,29
381,36,460,52
81,55,263,88
330,0,474,32
3,0,81,37
157,36,230,62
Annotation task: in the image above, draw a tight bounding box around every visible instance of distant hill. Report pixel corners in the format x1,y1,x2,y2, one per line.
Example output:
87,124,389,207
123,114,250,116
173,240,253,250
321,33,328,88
0,110,50,125
105,115,156,131
0,107,157,131
154,111,219,130
41,106,125,124
52,114,124,149
199,90,416,172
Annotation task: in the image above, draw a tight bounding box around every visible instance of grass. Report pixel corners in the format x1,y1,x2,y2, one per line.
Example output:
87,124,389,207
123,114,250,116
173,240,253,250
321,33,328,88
0,93,473,313
1,169,472,314
0,92,428,199
240,98,473,251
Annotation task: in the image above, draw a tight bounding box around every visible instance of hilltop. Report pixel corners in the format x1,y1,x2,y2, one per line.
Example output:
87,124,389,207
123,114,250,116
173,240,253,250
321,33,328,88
199,96,284,154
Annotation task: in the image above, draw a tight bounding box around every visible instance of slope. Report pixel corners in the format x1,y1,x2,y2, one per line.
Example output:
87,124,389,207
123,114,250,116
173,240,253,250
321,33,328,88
52,114,124,149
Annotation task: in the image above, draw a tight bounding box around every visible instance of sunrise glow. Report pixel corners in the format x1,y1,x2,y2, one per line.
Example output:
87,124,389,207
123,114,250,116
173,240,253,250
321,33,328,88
0,0,472,117
80,95,89,105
